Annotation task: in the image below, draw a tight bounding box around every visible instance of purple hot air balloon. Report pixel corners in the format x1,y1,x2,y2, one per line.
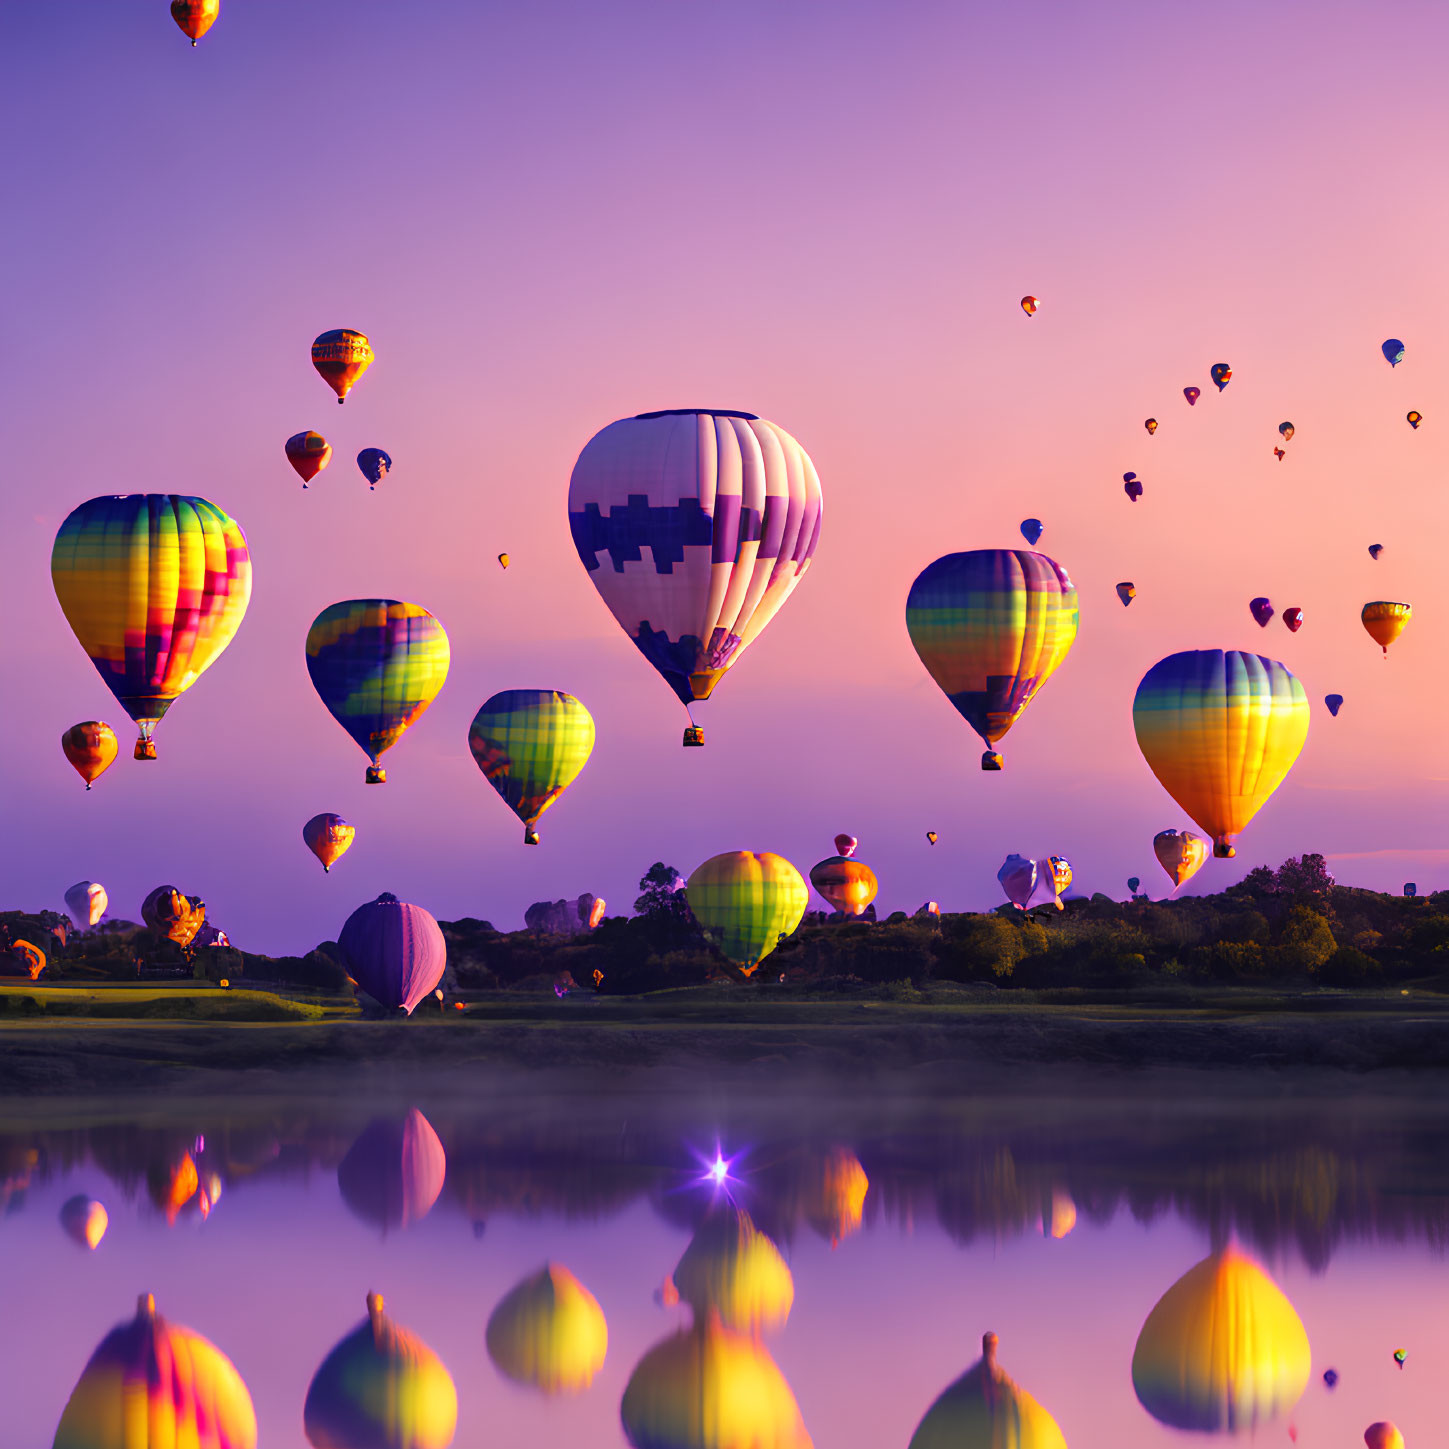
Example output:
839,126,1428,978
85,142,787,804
1250,597,1274,628
1123,472,1143,502
1324,694,1343,717
1183,386,1201,406
337,893,446,1014
337,1109,447,1232
1020,518,1043,546
998,854,1037,911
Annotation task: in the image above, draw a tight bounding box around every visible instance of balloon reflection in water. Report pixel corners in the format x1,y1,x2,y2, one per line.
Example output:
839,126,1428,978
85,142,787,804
485,1263,608,1394
59,1194,108,1249
1041,1188,1076,1239
804,1147,869,1247
908,1331,1067,1449
665,1202,794,1335
337,1108,447,1232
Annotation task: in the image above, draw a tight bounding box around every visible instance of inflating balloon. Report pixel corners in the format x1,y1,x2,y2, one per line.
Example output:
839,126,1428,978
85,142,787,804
1020,518,1043,546
1361,601,1411,655
1283,607,1303,633
1279,422,1294,440
1020,295,1039,316
1210,362,1231,391
312,328,373,402
303,814,355,872
1145,418,1158,435
65,881,107,928
998,855,1037,910
61,722,117,790
1407,411,1421,429
809,855,878,916
1117,581,1136,606
1250,597,1274,628
1382,338,1405,367
686,852,808,975
1042,855,1071,904
1325,694,1343,717
909,1333,1067,1449
833,834,857,858
356,447,391,489
286,431,331,487
1124,474,1143,502
171,0,220,45
1184,386,1200,405
1153,829,1208,893
142,886,206,954
1369,544,1384,560
337,894,447,1014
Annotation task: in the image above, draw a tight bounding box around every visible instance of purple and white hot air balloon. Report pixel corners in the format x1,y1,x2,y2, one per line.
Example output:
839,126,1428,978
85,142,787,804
568,409,824,747
998,855,1038,910
337,893,446,1014
337,1109,447,1233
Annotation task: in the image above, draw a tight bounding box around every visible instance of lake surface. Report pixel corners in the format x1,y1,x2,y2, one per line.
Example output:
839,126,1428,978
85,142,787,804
2,1072,1445,1446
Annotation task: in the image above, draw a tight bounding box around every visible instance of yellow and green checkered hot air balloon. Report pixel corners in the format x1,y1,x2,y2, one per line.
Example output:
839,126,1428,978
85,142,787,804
686,852,808,976
51,495,252,760
306,600,450,784
468,690,595,845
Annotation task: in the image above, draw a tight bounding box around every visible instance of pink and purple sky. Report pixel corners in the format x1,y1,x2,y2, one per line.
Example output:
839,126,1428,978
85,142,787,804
5,0,1448,952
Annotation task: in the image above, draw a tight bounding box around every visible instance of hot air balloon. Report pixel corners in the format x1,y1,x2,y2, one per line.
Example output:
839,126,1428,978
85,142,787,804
1134,651,1309,857
304,1294,457,1449
1279,422,1294,441
833,834,857,858
1020,518,1043,546
1325,694,1343,717
312,328,374,403
1153,829,1208,893
9,940,45,980
1382,339,1405,367
998,855,1037,910
1369,544,1384,559
1210,362,1232,391
337,894,447,1014
686,852,808,975
620,1316,812,1449
61,722,117,790
1127,876,1141,895
1365,1425,1405,1449
809,855,878,916
1393,1348,1406,1368
468,690,595,844
568,410,823,747
1407,411,1422,429
1132,1245,1310,1432
803,1148,868,1248
1020,296,1039,316
1405,883,1418,899
52,496,252,760
357,447,392,489
1323,1369,1338,1388
286,430,332,487
306,600,450,783
1145,418,1158,435
171,0,220,45
1117,581,1136,606
1042,855,1071,903
1184,386,1201,405
909,1333,1067,1449
54,1294,256,1449
65,881,107,929
337,1109,447,1232
59,1194,108,1250
1124,475,1143,502
303,813,355,872
486,1264,608,1395
926,832,938,845
142,886,206,953
1250,597,1274,627
497,552,510,568
667,1204,793,1335
1274,448,1286,461
1284,607,1303,632
906,549,1079,770
1362,601,1411,655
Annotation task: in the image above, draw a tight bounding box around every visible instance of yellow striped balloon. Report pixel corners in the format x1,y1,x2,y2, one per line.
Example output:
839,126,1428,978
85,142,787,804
686,852,808,975
1361,601,1411,655
485,1263,608,1395
667,1204,794,1335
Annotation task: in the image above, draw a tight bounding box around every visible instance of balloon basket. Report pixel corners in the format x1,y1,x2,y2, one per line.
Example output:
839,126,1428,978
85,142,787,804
134,740,157,761
523,826,539,846
981,751,1003,771
366,766,386,784
1214,842,1235,858
683,726,705,747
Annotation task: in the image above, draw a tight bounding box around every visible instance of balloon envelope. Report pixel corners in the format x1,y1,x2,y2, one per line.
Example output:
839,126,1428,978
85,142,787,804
1369,544,1384,559
1019,518,1043,545
1041,855,1072,899
909,1333,1067,1449
1184,386,1200,405
486,1263,608,1395
1210,362,1231,391
1325,694,1343,717
1127,877,1141,894
60,1195,108,1250
833,834,857,858
1144,418,1158,434
669,1204,794,1335
286,431,332,485
1020,295,1038,315
337,893,447,1013
303,813,355,872
357,447,392,487
61,722,117,789
142,885,205,952
998,854,1037,910
1124,477,1143,501
171,0,220,43
1361,601,1410,654
1283,607,1303,632
1365,1425,1405,1449
1279,422,1294,440
809,856,878,916
65,881,107,928
311,328,373,401
1153,829,1209,892
1116,581,1136,606
337,1109,447,1232
1250,597,1274,627
1407,411,1422,429
686,852,808,974
1382,338,1404,366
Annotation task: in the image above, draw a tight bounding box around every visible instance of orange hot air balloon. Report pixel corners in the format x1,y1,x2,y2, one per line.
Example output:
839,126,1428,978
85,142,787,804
303,813,355,872
1362,601,1410,655
926,832,937,845
1153,829,1209,893
809,856,878,916
10,940,46,980
497,553,510,569
171,1,221,45
1020,295,1039,316
286,431,332,487
62,721,118,790
1145,418,1158,435
312,329,374,403
804,1148,868,1247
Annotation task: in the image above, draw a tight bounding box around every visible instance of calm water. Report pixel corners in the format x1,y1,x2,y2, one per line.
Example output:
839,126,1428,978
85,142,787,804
3,1074,1446,1446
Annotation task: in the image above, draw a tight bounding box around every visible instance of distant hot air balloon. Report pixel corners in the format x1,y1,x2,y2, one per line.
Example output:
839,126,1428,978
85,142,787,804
1117,581,1136,606
52,496,252,761
1283,607,1303,632
1134,651,1309,857
1020,518,1043,546
686,852,808,975
65,881,107,929
1405,883,1417,899
926,832,938,845
59,1194,108,1250
468,690,595,845
833,834,857,858
1325,694,1343,717
1132,1245,1311,1432
286,431,332,487
486,1264,608,1396
303,813,355,872
497,553,509,568
1127,876,1141,895
1365,1424,1405,1449
1407,411,1422,430
909,1332,1067,1449
312,328,373,403
337,894,447,1014
1323,1369,1339,1389
1184,387,1201,406
1020,296,1038,316
1362,601,1411,655
142,886,206,953
1274,448,1286,461
171,0,220,45
1153,829,1209,893
809,855,878,916
569,410,822,746
337,1109,447,1233
906,549,1078,770
1042,856,1072,903
668,1204,794,1335
1279,422,1294,441
61,722,117,790
998,855,1037,910
1145,418,1158,435
357,447,392,489
304,1294,457,1449
1124,475,1143,502
1382,338,1405,367
54,1293,256,1448
1210,363,1232,391
1369,544,1384,559
306,600,450,783
1250,597,1274,627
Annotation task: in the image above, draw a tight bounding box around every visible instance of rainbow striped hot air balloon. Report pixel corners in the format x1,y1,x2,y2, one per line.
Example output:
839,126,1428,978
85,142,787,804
1133,651,1309,858
52,495,252,760
468,690,595,845
568,410,823,746
485,1264,608,1396
306,600,450,783
906,550,1078,770
686,852,808,976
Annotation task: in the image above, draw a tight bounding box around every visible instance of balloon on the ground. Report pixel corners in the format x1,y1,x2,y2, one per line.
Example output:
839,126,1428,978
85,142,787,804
357,447,392,488
486,1263,608,1395
1382,338,1405,366
686,852,808,975
337,894,447,1014
667,1203,793,1335
909,1332,1067,1449
62,722,117,790
59,1194,108,1250
1144,418,1158,434
809,855,878,916
337,1109,447,1232
1020,295,1038,316
142,886,206,952
52,495,252,760
1153,829,1209,893
306,600,450,783
1362,601,1410,655
468,690,595,845
171,0,220,45
1250,597,1274,627
10,940,45,979
998,855,1037,910
906,549,1079,770
1184,386,1200,405
1117,581,1136,606
1042,855,1072,901
1134,651,1309,858
312,328,373,402
1210,362,1231,391
568,410,823,746
1369,544,1384,559
833,834,857,858
1020,518,1043,546
65,881,107,928
1325,694,1343,717
286,430,332,486
1283,607,1303,633
1279,422,1294,440
1407,411,1422,429
303,814,355,872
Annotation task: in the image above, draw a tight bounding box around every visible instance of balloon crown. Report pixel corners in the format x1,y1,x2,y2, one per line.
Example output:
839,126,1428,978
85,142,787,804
374,893,399,904
634,408,759,420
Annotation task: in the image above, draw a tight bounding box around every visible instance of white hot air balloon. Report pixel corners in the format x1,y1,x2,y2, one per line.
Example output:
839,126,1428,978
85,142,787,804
65,881,107,929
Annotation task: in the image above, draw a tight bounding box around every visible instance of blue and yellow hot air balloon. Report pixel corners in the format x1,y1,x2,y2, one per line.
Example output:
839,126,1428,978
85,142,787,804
1133,651,1309,858
906,550,1079,770
686,852,808,976
52,495,252,760
306,601,449,783
467,690,595,845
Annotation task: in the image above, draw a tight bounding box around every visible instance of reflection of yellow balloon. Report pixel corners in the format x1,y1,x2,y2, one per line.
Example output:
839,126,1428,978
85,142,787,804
1362,601,1411,656
1041,1189,1075,1240
1132,1245,1310,1432
668,1205,793,1335
909,1332,1067,1449
805,1148,868,1247
486,1263,608,1395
